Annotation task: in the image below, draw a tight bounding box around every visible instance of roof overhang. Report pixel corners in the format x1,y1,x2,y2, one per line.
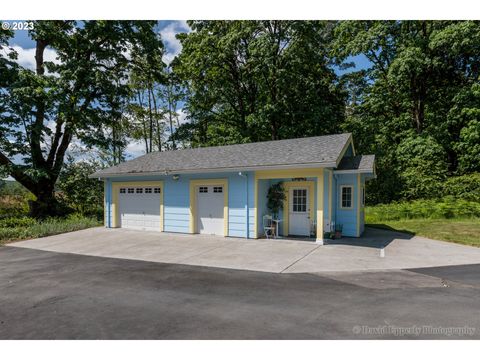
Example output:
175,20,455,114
90,161,338,179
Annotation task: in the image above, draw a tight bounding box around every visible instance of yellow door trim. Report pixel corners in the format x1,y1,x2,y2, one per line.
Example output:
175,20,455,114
282,181,315,236
255,168,326,180
189,179,229,236
253,168,324,240
111,181,164,230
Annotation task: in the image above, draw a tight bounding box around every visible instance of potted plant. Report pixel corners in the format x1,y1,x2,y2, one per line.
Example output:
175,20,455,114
334,224,343,239
267,182,286,219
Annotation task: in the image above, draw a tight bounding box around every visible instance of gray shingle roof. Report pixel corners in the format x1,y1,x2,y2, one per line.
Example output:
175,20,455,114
336,155,375,172
91,133,353,178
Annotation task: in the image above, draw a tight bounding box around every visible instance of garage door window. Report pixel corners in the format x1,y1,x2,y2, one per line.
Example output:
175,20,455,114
136,188,143,194
199,186,208,193
154,187,161,194
213,186,223,193
145,188,152,194
120,188,126,194
128,188,135,194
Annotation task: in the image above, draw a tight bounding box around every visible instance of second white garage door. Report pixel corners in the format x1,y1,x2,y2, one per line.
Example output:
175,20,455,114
119,186,161,231
196,185,224,236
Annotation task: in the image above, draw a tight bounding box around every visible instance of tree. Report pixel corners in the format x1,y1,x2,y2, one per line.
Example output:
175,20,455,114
57,157,104,217
0,20,163,217
174,20,345,146
128,43,166,153
332,20,480,203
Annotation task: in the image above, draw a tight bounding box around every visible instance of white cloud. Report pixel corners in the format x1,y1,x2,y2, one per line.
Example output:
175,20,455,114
125,140,146,159
177,108,189,125
160,21,191,65
10,45,60,72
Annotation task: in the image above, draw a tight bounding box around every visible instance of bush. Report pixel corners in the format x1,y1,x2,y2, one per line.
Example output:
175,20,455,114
365,197,480,222
0,214,100,243
443,173,480,202
0,216,36,228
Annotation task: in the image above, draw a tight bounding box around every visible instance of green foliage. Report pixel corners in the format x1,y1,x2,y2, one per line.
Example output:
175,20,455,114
266,182,286,217
0,216,36,228
174,20,345,146
333,20,480,203
396,135,448,199
57,158,104,218
0,20,163,217
442,173,480,202
0,214,100,244
365,197,480,222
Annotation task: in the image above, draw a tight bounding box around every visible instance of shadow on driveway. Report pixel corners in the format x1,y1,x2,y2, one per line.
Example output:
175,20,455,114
325,225,414,249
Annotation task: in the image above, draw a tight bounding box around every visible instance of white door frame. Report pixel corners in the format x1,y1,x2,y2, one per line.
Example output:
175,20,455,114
288,186,310,236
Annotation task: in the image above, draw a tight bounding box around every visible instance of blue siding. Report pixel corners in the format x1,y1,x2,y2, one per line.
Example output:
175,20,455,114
103,167,367,239
334,173,359,237
106,171,254,238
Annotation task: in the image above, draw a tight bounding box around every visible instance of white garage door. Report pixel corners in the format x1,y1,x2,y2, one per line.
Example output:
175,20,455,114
119,186,161,231
197,185,224,236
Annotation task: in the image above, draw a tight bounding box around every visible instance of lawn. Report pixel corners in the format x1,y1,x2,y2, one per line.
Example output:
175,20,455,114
367,219,480,247
0,215,102,246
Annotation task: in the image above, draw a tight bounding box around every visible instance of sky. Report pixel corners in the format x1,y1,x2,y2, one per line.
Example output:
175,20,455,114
3,20,371,177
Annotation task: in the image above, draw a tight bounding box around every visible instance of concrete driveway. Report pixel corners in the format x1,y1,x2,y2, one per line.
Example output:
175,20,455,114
8,227,480,273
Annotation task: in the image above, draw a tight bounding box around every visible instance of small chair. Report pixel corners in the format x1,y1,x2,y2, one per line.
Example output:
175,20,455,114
263,215,275,239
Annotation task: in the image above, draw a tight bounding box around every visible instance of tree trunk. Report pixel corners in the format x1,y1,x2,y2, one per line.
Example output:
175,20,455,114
28,182,69,218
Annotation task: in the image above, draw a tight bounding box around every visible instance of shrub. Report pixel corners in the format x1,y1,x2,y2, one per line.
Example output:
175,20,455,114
0,216,37,228
442,173,480,202
0,214,100,244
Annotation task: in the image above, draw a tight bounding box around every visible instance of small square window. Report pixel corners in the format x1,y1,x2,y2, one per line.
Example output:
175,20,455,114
145,188,152,194
341,186,353,209
127,188,135,194
213,186,223,193
199,186,208,193
119,188,126,194
136,188,143,194
154,187,161,194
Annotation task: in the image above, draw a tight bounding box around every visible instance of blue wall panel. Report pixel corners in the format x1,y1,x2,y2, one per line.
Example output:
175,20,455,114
107,171,253,238
334,173,359,237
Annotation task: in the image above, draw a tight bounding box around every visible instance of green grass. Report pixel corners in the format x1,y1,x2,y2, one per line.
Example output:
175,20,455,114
0,214,101,245
367,219,480,247
365,199,480,247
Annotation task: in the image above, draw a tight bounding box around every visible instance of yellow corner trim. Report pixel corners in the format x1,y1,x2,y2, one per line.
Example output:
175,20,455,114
253,176,258,238
110,181,164,230
316,169,324,240
189,179,229,236
328,170,332,227
356,173,361,237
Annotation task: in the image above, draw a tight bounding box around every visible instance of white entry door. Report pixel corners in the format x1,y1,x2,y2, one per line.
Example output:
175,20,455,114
197,185,224,236
288,187,310,236
119,186,161,231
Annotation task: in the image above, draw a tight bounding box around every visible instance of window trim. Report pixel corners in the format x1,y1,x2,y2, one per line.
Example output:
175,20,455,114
340,185,354,210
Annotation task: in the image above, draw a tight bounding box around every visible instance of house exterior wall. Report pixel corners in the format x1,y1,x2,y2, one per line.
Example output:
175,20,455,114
334,173,363,237
103,167,366,239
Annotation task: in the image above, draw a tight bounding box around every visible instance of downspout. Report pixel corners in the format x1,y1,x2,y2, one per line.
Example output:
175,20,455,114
239,172,249,238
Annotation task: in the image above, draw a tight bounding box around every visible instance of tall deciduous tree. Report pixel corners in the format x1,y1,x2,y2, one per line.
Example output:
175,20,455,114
332,20,480,202
0,21,163,217
174,20,345,146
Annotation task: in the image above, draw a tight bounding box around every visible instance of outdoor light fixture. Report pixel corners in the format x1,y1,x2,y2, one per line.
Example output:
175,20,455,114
172,174,180,181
